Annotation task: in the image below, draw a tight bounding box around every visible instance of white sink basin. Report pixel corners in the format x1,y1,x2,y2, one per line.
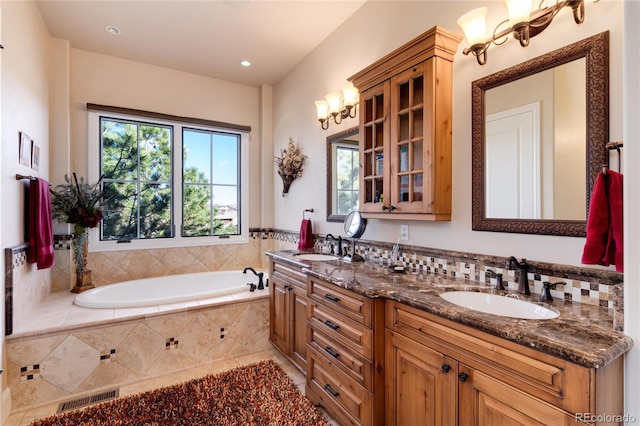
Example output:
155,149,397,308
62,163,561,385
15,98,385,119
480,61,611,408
440,291,559,320
295,253,340,261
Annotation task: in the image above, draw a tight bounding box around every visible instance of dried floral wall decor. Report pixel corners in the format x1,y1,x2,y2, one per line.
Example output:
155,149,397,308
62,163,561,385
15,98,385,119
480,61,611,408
274,137,307,196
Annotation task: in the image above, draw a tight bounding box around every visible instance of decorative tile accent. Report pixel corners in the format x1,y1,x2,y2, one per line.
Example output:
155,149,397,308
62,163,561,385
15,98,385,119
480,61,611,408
100,349,116,363
165,337,179,350
20,364,40,382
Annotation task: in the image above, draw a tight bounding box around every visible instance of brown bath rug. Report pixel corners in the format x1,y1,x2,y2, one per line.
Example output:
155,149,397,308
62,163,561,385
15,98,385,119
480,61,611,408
30,359,329,425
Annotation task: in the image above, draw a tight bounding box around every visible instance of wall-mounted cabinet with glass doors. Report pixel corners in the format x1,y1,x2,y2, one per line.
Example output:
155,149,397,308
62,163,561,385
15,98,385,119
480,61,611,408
350,26,461,220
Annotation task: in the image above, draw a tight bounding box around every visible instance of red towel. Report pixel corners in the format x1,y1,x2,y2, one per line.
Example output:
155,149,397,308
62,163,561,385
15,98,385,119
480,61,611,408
582,171,623,272
298,219,313,250
27,178,55,269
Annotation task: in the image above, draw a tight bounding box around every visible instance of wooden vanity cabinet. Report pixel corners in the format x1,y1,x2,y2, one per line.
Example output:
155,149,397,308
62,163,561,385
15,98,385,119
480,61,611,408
386,301,623,426
349,26,461,221
268,259,308,373
305,276,385,426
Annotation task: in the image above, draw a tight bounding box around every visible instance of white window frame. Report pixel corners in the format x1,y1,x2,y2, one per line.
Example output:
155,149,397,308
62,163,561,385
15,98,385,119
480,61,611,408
87,110,249,252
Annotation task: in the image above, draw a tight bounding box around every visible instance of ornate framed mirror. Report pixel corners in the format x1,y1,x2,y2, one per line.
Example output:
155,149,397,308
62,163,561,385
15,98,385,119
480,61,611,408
326,126,359,222
471,31,609,237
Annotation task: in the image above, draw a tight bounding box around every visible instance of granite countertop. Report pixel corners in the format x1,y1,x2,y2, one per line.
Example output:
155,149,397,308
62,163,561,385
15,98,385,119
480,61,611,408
266,250,633,369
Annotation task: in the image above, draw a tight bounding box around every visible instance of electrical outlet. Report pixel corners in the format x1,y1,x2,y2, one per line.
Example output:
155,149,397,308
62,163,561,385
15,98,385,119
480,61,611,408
400,224,409,241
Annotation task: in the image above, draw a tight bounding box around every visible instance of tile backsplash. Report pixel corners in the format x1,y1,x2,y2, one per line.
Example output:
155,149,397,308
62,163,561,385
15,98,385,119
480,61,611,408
7,228,624,334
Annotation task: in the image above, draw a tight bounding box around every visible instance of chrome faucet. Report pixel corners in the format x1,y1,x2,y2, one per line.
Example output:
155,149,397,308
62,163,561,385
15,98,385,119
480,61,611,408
325,234,343,256
506,257,530,295
243,267,265,290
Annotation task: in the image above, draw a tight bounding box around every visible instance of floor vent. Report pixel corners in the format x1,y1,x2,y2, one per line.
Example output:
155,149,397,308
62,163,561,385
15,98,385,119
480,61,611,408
57,389,119,413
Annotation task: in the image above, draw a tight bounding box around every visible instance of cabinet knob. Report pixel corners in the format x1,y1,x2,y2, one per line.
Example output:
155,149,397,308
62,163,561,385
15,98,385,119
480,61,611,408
287,285,293,292
458,372,469,382
441,364,451,373
381,205,396,211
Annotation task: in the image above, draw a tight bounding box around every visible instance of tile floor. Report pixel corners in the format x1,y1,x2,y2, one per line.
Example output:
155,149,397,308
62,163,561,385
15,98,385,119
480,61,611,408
5,346,339,425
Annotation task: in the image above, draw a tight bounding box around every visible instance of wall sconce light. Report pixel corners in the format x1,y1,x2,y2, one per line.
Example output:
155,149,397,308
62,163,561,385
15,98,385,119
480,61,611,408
315,85,359,130
458,0,585,65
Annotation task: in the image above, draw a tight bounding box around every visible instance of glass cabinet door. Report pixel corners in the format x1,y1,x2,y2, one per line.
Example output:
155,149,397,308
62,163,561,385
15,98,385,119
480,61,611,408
359,81,390,213
390,62,429,213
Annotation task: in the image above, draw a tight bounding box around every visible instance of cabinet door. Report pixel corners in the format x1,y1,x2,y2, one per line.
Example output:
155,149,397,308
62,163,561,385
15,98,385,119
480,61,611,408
290,284,308,371
269,274,289,354
458,365,580,426
390,61,429,213
385,330,457,426
359,81,390,213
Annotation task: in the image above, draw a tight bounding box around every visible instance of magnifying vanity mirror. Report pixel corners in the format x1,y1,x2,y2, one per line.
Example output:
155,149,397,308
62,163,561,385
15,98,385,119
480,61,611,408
471,31,609,237
343,210,366,262
327,126,359,222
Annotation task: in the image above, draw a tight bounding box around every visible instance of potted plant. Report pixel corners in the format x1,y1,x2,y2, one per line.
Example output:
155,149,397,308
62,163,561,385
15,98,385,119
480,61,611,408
51,173,109,293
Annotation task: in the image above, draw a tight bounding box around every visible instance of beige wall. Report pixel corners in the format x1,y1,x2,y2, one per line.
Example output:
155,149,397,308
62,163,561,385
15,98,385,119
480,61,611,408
67,48,265,228
0,0,53,418
272,0,622,267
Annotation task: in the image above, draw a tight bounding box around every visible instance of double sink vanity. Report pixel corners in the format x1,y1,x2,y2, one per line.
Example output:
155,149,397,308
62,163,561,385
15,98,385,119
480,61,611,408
267,250,632,426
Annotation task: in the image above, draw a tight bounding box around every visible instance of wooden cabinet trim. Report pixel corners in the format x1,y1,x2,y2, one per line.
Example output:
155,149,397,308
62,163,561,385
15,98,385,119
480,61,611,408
310,303,373,358
308,326,372,389
308,349,373,425
308,277,371,325
387,300,592,414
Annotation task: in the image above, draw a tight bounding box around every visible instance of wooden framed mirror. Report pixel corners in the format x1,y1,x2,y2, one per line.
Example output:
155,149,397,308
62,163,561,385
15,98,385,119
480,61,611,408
471,31,609,237
326,126,359,222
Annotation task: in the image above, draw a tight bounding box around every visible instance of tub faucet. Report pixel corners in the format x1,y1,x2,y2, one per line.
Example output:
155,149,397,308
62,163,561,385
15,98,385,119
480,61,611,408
325,234,343,256
506,256,530,295
243,267,265,290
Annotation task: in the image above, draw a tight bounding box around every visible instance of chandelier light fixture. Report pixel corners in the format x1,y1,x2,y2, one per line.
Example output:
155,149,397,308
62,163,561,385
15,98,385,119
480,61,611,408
314,85,359,130
457,0,586,65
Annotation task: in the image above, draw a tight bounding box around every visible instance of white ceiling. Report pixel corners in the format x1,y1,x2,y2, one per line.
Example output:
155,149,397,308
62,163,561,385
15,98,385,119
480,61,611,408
36,0,366,87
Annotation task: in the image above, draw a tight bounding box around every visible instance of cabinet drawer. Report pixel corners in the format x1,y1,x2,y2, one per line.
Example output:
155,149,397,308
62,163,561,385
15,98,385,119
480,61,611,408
310,302,373,358
271,261,306,287
386,301,591,414
308,277,372,326
307,347,373,426
308,326,372,390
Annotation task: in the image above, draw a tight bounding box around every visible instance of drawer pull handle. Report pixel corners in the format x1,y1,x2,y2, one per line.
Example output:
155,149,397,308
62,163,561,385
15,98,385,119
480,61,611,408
458,372,468,382
324,383,340,397
325,346,340,358
324,320,340,330
441,364,451,373
324,293,340,302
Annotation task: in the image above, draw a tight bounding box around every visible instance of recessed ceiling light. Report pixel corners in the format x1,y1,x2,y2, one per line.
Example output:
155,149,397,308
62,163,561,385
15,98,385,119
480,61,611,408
105,25,122,35
240,60,251,67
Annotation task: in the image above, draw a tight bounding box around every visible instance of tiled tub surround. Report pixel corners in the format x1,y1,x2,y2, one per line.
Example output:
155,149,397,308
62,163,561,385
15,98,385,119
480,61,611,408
267,251,632,369
6,290,270,410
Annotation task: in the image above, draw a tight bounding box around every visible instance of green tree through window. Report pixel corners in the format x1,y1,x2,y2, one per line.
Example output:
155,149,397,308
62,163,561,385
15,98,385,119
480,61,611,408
99,117,241,242
101,118,173,240
183,129,239,237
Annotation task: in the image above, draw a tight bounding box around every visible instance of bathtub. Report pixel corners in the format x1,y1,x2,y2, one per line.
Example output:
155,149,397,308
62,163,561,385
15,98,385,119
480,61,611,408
74,270,267,309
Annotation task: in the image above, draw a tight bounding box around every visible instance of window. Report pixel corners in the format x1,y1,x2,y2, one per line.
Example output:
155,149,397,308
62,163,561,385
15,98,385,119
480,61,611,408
334,143,359,215
182,129,240,237
88,107,249,251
